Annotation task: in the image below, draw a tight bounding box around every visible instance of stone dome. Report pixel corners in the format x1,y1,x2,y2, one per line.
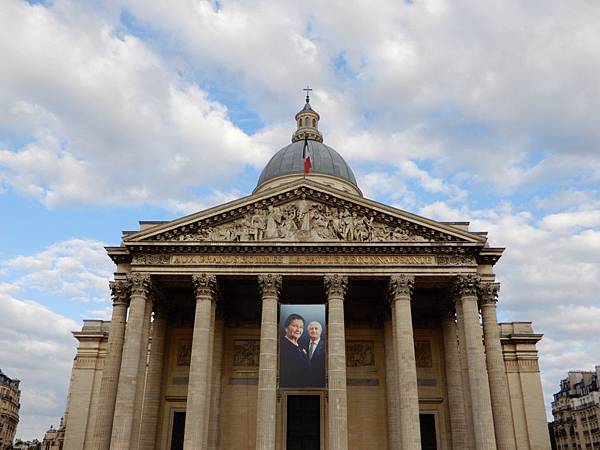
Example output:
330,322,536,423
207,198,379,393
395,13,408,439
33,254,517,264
256,139,357,187
254,92,360,196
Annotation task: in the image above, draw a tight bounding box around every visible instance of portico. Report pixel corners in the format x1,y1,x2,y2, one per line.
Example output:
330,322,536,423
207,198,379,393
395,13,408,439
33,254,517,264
62,97,551,450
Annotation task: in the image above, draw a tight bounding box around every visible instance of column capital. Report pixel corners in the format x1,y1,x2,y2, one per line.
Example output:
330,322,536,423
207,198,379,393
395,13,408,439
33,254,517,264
324,274,348,298
388,274,414,300
192,273,217,299
478,282,500,306
258,274,282,297
128,273,152,297
453,274,481,298
109,279,131,306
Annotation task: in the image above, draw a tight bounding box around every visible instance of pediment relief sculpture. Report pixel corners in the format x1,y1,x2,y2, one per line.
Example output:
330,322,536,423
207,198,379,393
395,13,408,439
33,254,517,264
154,199,434,243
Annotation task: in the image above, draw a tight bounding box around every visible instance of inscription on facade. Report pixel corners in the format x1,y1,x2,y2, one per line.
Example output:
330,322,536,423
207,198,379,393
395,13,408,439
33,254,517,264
346,341,375,367
233,339,260,368
415,340,433,368
168,254,437,266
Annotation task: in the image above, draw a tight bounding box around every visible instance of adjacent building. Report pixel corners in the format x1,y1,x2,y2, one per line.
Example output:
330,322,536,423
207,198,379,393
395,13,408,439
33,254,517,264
61,97,551,449
0,369,20,450
552,367,600,450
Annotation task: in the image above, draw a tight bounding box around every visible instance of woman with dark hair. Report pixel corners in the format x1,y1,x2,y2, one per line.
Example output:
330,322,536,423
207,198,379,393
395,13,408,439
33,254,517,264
280,313,311,387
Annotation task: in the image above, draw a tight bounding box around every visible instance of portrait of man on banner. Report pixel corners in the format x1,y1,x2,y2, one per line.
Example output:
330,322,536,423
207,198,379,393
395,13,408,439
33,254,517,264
279,304,326,388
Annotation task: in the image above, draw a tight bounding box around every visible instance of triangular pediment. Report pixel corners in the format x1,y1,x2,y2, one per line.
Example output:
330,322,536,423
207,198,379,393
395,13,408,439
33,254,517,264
124,180,486,245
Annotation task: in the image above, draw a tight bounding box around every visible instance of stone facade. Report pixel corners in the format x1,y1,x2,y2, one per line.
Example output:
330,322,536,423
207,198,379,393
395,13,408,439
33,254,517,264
60,99,552,449
552,367,600,450
40,418,65,450
0,369,20,450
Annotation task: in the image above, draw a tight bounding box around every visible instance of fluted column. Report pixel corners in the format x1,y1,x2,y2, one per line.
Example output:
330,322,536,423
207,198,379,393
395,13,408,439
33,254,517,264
389,275,421,450
202,297,217,444
110,273,152,450
89,279,130,450
183,273,217,450
207,318,225,450
255,274,282,450
442,311,468,450
479,283,516,450
325,274,349,450
455,274,497,450
138,301,168,450
131,294,153,449
384,319,400,450
455,297,475,450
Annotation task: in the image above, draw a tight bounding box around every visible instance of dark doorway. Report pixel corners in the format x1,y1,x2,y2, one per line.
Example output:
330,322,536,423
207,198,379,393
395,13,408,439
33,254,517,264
286,395,321,450
170,411,186,450
419,413,437,450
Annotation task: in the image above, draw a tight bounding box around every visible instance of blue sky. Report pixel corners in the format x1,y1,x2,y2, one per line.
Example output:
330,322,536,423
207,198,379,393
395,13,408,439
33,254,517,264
1,0,600,440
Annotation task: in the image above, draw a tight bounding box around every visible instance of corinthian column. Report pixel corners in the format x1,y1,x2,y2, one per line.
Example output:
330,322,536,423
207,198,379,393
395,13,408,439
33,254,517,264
89,279,130,450
384,319,400,450
110,273,152,450
389,275,421,450
138,300,168,450
256,274,282,450
455,274,497,450
183,273,217,450
479,283,516,450
441,310,468,450
324,274,349,450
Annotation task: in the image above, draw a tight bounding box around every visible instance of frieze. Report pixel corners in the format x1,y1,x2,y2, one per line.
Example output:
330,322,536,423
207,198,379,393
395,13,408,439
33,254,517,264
131,250,480,266
437,255,477,266
233,339,260,368
176,339,192,366
415,340,433,368
150,198,438,243
346,341,375,367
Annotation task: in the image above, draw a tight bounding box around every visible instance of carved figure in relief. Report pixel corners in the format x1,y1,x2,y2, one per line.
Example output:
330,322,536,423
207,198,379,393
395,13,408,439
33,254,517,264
174,199,433,243
266,205,283,238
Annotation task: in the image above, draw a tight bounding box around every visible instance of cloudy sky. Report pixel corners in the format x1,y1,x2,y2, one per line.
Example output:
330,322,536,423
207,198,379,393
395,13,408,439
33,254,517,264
1,0,599,441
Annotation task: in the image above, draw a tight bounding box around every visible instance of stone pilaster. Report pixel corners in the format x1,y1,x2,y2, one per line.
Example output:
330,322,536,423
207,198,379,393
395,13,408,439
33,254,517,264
441,310,468,450
89,279,130,450
324,274,349,450
256,274,282,450
455,274,497,450
384,319,400,450
183,273,217,450
110,273,152,450
138,300,168,450
479,283,516,450
389,275,421,450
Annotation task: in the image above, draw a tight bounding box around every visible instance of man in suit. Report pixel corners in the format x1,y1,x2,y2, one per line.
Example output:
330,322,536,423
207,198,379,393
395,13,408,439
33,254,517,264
305,321,326,388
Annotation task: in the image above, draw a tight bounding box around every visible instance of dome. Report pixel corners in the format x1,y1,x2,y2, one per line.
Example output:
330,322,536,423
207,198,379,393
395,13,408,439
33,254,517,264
254,91,361,196
255,140,359,193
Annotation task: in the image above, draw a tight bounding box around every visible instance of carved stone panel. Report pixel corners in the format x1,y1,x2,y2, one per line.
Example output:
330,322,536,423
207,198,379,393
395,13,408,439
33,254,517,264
156,199,432,243
233,339,260,368
414,340,433,368
176,339,192,366
346,341,375,367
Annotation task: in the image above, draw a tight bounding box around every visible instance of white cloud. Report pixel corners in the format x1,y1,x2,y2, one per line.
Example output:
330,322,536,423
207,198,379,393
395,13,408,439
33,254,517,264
5,239,113,302
0,288,78,440
0,0,271,209
0,239,118,440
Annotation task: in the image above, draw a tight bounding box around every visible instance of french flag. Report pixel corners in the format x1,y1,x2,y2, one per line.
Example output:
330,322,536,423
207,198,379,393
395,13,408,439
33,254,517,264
303,137,312,174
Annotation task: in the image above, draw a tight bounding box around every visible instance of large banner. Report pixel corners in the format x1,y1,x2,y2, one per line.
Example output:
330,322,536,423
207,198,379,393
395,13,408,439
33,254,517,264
279,304,326,388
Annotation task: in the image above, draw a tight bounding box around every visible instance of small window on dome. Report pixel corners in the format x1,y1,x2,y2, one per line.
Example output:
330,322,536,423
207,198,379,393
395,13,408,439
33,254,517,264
312,118,316,127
